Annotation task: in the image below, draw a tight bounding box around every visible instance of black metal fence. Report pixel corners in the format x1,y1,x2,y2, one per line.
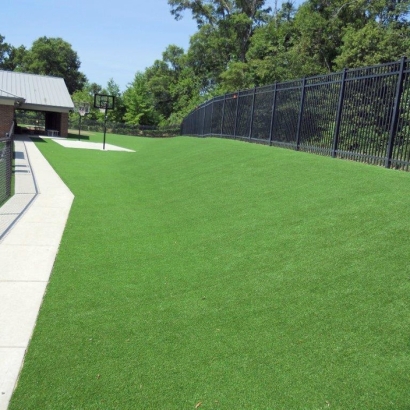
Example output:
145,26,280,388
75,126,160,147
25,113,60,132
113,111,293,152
68,118,181,138
0,135,12,206
182,57,410,170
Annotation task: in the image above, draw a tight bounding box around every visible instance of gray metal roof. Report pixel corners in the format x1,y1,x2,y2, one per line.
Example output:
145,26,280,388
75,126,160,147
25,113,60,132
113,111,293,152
0,71,74,112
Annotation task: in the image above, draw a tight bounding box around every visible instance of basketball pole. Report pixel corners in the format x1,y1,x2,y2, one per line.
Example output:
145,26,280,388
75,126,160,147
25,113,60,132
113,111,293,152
93,94,115,150
78,114,82,140
103,104,108,150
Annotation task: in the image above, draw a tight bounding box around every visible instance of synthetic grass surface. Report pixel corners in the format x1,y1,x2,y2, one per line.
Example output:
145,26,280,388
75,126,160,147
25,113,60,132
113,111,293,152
9,134,410,409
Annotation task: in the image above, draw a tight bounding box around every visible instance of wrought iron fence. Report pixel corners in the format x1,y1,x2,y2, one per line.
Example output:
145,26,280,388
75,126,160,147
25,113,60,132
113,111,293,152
67,118,181,138
181,57,410,170
0,131,13,206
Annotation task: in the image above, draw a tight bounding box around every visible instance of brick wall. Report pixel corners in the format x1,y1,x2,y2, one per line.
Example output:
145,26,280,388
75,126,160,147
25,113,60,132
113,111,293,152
0,105,15,138
60,113,68,137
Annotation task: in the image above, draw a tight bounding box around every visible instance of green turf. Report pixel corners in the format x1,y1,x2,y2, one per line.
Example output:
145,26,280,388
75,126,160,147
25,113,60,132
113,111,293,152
8,134,410,409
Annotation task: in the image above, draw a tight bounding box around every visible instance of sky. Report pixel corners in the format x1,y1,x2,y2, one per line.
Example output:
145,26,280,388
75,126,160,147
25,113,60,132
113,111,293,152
2,0,303,92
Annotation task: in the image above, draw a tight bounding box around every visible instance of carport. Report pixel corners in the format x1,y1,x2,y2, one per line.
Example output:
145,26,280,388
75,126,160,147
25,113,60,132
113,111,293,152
0,70,74,138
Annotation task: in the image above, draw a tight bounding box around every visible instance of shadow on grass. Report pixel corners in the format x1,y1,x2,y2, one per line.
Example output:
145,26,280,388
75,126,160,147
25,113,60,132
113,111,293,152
67,133,90,141
29,137,47,143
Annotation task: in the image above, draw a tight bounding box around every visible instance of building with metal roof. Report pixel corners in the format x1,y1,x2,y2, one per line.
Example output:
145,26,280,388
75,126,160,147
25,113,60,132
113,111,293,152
0,71,74,137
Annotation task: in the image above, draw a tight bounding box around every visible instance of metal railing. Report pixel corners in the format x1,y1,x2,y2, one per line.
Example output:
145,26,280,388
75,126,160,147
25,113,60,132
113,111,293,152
67,118,181,138
182,57,410,170
0,123,14,205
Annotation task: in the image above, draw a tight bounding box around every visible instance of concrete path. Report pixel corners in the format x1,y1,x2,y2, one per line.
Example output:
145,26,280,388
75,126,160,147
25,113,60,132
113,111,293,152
0,136,74,410
51,138,135,152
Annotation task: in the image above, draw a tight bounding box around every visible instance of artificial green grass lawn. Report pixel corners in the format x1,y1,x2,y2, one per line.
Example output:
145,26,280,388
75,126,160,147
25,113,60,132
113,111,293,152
9,134,410,409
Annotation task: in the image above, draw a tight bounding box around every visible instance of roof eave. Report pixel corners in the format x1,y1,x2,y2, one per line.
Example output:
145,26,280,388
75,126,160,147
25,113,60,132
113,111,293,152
0,96,25,106
20,103,74,113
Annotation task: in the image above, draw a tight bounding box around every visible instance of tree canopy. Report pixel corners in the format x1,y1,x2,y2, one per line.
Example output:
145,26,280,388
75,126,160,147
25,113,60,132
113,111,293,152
0,36,86,94
18,37,87,94
2,0,409,126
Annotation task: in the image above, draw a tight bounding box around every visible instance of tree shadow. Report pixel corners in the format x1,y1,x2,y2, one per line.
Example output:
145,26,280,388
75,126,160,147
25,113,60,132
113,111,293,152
67,132,90,141
29,137,47,143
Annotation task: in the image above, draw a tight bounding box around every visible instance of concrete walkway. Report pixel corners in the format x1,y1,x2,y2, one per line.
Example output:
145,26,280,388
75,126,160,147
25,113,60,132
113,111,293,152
52,138,135,152
0,136,74,410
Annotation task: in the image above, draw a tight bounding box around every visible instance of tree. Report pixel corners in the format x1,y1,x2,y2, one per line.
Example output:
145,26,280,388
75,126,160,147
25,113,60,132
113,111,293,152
123,72,160,125
71,82,103,121
242,2,298,85
187,24,235,93
168,0,272,64
104,79,126,123
168,0,271,27
0,35,11,69
333,0,410,68
148,0,410,123
335,22,410,68
360,0,410,26
2,45,27,71
144,45,188,120
18,37,87,93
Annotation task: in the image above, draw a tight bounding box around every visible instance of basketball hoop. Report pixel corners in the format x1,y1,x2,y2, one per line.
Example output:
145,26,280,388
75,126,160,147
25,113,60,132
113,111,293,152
74,102,90,139
94,94,115,112
74,102,90,116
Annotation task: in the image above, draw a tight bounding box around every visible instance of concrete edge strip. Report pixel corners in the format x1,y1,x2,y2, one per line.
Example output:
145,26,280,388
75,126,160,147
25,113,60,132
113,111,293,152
0,139,38,242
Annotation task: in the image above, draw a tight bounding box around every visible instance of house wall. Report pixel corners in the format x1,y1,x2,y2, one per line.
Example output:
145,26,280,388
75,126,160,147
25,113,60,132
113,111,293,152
0,104,15,138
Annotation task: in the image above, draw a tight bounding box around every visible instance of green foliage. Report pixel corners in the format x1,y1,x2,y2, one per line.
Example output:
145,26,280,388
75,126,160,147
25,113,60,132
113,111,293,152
219,61,253,91
168,0,271,27
138,45,205,125
0,34,27,71
335,22,410,68
4,0,410,127
70,82,101,123
16,37,86,93
0,34,11,69
187,24,230,93
246,6,297,85
123,72,160,125
159,0,410,121
103,79,126,123
3,45,27,71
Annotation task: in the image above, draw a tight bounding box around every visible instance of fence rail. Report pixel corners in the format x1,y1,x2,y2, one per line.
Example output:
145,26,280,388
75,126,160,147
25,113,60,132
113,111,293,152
181,57,410,170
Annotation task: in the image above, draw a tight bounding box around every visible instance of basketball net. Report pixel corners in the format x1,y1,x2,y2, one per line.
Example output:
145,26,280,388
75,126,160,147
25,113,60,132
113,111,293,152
76,102,89,117
99,103,108,114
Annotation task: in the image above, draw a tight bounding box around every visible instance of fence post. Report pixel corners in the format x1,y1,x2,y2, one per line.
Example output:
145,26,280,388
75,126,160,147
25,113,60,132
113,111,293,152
210,98,215,135
6,135,12,198
233,91,240,139
332,68,347,158
269,83,277,146
195,109,199,135
385,56,406,168
201,105,206,137
249,87,257,140
220,94,226,136
295,78,307,151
